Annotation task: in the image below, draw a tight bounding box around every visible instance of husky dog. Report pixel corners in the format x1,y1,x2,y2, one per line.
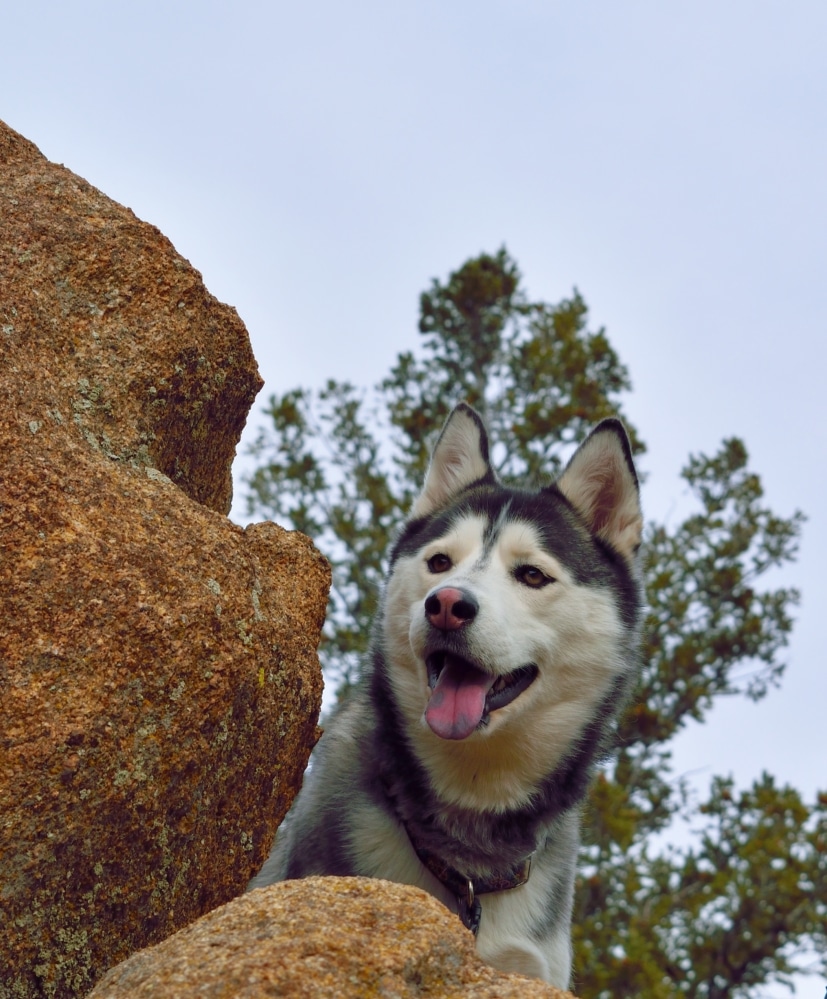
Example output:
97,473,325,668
249,403,643,987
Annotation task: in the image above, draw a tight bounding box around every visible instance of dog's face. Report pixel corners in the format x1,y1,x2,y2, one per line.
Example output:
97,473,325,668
378,405,642,811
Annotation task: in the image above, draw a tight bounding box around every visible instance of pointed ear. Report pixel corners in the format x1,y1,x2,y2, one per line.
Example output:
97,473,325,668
410,403,494,519
556,419,642,562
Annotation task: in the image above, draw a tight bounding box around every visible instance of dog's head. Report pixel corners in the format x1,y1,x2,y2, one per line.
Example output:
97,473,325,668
380,403,643,810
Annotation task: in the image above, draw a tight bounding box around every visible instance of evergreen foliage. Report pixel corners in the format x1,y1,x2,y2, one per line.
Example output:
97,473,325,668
244,249,824,995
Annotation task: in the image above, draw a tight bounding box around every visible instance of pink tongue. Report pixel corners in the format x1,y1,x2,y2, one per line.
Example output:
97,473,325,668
425,657,496,740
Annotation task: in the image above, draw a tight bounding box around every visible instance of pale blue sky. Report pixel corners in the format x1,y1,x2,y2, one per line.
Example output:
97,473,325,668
3,2,825,990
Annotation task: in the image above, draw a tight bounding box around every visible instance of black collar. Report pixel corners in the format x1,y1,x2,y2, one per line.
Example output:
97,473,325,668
403,823,532,935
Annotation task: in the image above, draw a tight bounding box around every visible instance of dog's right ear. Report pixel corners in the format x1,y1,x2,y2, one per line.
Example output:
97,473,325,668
410,403,494,519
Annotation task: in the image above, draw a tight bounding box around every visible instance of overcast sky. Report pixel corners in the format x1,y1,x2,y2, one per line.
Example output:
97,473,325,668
3,2,825,991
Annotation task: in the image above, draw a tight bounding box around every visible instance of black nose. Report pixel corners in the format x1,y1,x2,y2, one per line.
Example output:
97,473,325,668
424,587,478,630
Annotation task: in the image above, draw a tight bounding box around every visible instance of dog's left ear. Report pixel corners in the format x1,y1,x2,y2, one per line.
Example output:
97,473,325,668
556,419,642,562
411,403,495,518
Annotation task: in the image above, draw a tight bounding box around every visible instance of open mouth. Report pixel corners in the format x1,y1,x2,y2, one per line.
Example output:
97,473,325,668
486,663,540,711
424,651,538,740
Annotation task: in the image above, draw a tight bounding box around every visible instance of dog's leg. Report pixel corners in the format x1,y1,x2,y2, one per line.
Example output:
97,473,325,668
475,861,575,987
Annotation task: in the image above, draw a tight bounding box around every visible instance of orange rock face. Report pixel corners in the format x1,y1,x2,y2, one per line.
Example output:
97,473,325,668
0,119,330,998
0,120,257,516
89,878,577,999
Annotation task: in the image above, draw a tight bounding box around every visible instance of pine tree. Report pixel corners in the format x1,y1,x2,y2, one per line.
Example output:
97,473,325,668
244,249,825,996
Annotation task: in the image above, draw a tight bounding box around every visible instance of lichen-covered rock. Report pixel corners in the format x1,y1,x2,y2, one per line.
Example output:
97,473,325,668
0,118,258,515
88,878,577,999
0,118,331,998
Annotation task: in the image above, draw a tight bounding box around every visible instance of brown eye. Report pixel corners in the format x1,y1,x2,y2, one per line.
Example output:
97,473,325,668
515,565,552,588
427,553,452,574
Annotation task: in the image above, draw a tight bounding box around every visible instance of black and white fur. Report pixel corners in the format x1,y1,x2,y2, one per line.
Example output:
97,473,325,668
249,403,643,986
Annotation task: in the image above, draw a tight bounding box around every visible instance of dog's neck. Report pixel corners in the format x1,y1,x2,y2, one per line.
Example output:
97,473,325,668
378,758,537,869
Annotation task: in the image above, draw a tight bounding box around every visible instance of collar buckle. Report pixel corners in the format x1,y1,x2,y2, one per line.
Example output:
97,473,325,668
457,882,482,935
